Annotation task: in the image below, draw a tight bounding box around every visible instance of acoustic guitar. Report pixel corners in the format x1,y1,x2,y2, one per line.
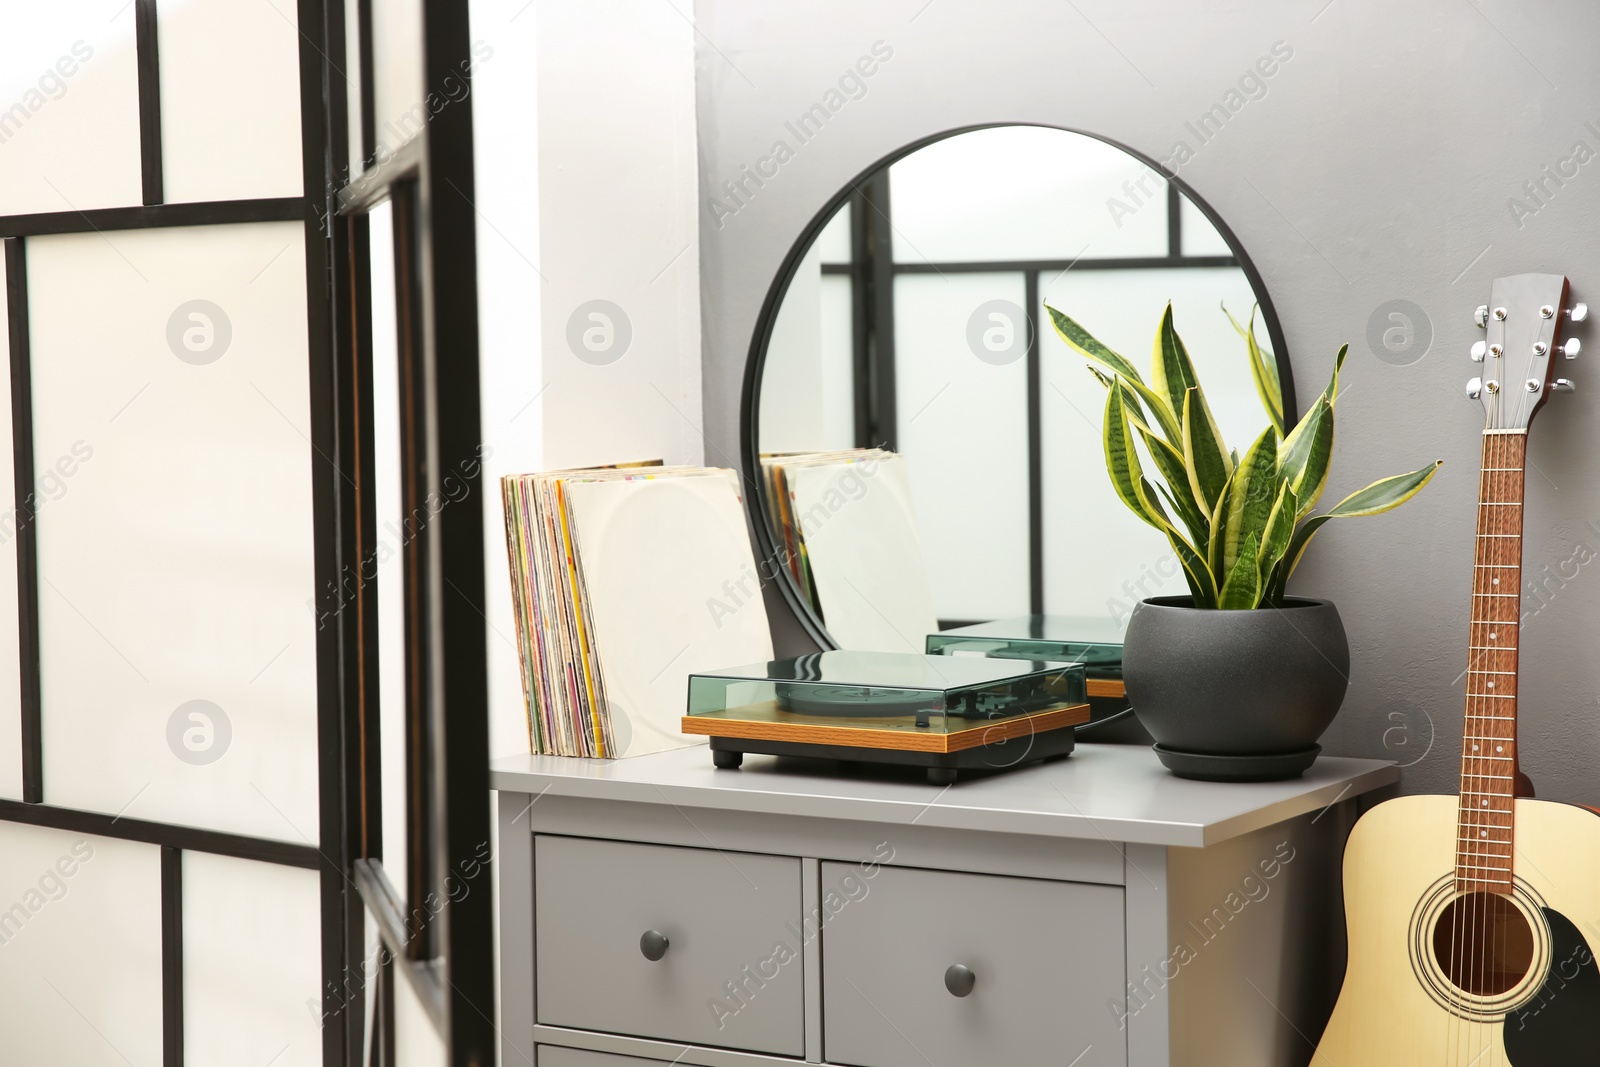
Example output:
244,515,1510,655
1315,275,1600,1065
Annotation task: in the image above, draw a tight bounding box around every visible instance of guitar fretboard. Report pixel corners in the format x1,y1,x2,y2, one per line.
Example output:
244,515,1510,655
1456,430,1524,894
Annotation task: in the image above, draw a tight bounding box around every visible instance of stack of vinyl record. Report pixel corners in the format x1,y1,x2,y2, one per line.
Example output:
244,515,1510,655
760,448,937,653
501,463,774,758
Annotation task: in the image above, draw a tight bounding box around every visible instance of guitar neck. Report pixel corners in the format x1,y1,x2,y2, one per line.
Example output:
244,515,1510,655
1457,429,1526,893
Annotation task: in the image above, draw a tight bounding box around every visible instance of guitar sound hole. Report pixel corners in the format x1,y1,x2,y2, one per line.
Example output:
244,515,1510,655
1432,891,1536,997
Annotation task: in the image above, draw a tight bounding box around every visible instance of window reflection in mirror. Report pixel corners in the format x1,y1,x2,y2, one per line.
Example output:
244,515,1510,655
754,125,1292,652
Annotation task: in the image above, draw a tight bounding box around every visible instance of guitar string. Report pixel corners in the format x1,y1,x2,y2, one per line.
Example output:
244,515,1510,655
1480,430,1504,1065
1481,417,1524,1065
1463,376,1509,1061
1496,429,1517,1067
1493,321,1539,1067
1471,397,1505,1062
1482,423,1511,1062
1462,428,1495,1063
1476,430,1498,1065
1472,428,1497,1062
1451,409,1493,1063
1451,399,1478,1065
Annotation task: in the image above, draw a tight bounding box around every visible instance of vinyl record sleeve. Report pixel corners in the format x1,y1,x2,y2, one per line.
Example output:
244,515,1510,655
562,469,774,757
785,454,938,653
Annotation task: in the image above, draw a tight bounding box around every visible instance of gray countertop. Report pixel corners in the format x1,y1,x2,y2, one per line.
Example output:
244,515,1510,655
490,743,1398,848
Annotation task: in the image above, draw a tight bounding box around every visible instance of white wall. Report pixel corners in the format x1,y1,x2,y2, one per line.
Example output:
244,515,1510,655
470,1,543,764
535,0,704,471
470,0,704,764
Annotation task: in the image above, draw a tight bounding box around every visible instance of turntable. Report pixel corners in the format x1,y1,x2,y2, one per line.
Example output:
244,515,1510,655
682,650,1089,784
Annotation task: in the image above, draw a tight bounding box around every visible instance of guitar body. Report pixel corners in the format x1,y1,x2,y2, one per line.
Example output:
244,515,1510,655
1317,794,1600,1064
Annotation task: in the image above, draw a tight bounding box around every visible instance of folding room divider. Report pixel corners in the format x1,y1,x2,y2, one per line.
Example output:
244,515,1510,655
0,1,492,1064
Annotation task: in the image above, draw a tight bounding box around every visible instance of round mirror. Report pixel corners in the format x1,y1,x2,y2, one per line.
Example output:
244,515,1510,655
746,125,1296,652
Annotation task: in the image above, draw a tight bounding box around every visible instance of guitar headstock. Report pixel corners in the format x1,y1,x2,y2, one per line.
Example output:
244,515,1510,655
1469,273,1585,431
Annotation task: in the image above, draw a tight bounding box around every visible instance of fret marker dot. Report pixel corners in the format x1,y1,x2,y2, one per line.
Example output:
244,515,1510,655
1488,682,1495,688
1494,578,1500,585
1473,745,1480,752
1497,746,1504,753
1490,633,1497,640
1483,800,1490,807
1482,830,1489,837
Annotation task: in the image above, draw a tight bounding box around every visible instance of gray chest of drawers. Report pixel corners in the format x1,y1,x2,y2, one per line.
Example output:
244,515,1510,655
492,744,1397,1067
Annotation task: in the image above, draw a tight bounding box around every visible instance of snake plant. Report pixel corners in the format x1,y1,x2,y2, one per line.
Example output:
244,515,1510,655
1045,302,1440,609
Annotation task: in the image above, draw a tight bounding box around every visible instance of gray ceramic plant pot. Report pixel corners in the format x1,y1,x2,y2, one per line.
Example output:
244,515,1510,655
1122,595,1350,781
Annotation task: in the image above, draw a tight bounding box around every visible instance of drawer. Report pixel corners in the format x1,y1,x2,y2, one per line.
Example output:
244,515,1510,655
535,836,804,1056
537,1047,664,1067
821,863,1127,1067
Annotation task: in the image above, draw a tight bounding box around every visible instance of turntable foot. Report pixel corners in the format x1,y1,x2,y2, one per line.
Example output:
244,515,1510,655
713,749,744,770
926,767,958,786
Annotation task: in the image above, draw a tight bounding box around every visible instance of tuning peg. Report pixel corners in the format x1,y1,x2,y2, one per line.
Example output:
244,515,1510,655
1561,338,1581,358
1569,303,1588,323
1475,305,1490,328
1470,340,1486,362
1552,379,1576,392
1466,377,1483,399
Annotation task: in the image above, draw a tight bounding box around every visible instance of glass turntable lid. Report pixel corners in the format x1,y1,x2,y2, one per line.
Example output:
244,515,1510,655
687,650,1086,736
925,614,1124,673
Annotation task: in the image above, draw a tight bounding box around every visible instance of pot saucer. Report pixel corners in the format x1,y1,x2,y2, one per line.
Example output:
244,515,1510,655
1152,743,1320,782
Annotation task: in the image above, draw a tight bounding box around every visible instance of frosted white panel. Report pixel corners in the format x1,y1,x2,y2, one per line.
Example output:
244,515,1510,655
0,254,21,800
370,202,409,899
29,223,318,841
819,274,855,447
157,0,303,202
814,202,852,263
0,4,141,215
0,826,161,1066
759,250,854,455
344,0,366,176
1181,195,1234,257
395,965,447,1067
761,241,825,452
371,0,426,161
1040,267,1266,624
894,274,1029,621
184,852,321,1067
889,127,1167,263
361,906,383,1063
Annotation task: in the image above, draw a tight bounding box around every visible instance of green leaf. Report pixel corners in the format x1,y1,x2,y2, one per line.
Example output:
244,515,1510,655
1279,395,1334,518
1218,535,1262,609
1047,304,1145,383
1256,481,1299,599
1105,382,1213,601
1166,529,1218,608
1182,387,1232,514
1275,515,1331,595
1135,418,1208,545
1103,381,1170,532
1151,302,1199,419
1050,305,1182,441
1224,302,1283,436
1211,426,1278,583
1319,342,1349,410
1278,461,1443,581
1322,461,1443,518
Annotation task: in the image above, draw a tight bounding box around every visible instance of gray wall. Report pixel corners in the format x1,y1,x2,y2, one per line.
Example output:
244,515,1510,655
694,0,1600,800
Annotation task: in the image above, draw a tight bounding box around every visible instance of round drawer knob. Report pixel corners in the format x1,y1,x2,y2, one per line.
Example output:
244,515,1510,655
944,963,976,997
639,930,670,961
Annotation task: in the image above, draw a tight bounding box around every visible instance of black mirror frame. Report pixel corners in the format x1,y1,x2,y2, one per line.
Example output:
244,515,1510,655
739,123,1300,651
